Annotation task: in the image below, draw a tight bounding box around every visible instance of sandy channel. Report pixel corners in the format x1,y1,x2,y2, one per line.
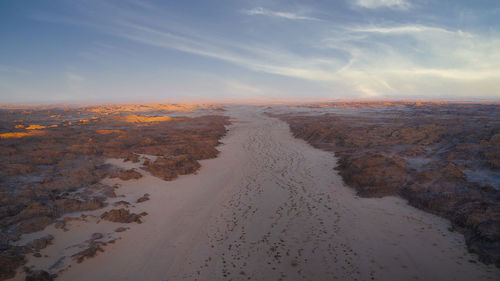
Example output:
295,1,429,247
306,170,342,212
13,105,499,281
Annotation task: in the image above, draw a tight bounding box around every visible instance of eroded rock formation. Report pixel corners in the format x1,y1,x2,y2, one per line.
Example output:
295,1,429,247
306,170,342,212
274,102,500,266
100,208,145,224
0,104,229,279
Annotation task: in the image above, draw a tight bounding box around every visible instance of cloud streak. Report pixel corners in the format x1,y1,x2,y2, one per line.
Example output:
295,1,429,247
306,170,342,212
83,12,341,82
0,65,30,74
354,0,411,10
348,25,459,35
243,7,320,21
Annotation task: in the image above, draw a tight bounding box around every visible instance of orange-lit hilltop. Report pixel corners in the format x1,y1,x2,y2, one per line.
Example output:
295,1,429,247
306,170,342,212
0,130,47,139
109,114,173,123
81,103,220,115
0,103,223,139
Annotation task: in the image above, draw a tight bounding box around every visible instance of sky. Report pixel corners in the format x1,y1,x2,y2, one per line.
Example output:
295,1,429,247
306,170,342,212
0,0,499,103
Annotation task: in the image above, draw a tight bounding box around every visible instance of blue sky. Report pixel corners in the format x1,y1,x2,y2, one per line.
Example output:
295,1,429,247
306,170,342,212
0,0,499,103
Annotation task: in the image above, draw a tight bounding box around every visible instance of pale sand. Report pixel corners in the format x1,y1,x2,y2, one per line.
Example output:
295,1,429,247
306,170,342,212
12,105,498,280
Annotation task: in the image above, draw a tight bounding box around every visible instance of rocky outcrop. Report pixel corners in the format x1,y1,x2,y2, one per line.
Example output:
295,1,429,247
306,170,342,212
0,249,25,280
143,155,201,181
54,199,105,214
338,154,408,197
110,169,142,181
276,102,500,266
114,227,128,232
13,217,54,235
27,235,54,251
25,270,54,281
90,233,103,241
113,201,131,207
71,241,106,264
136,194,150,203
100,208,145,224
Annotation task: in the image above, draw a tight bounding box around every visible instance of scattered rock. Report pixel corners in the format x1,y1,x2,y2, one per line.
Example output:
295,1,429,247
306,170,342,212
90,233,104,241
25,270,53,281
114,227,128,233
113,200,131,207
111,169,142,181
100,209,144,224
27,235,54,251
136,194,150,203
71,241,106,263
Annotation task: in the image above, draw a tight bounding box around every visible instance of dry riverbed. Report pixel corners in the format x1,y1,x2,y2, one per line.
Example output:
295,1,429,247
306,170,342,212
8,105,499,280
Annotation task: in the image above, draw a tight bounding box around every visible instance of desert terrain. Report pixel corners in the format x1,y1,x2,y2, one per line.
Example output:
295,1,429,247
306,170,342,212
0,104,498,281
0,104,229,280
2,0,498,279
272,102,500,266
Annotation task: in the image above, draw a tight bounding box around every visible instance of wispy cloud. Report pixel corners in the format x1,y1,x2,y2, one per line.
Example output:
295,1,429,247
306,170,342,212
66,72,86,91
0,65,30,74
31,0,500,99
243,7,320,21
354,0,411,10
348,25,459,35
75,13,341,82
323,23,500,96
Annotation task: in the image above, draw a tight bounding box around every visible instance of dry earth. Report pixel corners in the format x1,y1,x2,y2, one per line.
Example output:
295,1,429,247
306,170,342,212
8,105,498,281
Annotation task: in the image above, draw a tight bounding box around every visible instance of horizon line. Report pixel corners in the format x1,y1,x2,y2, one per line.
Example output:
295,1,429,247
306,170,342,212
1,97,499,109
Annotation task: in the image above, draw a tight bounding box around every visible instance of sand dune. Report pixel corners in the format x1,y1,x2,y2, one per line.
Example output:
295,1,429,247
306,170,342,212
13,106,498,280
